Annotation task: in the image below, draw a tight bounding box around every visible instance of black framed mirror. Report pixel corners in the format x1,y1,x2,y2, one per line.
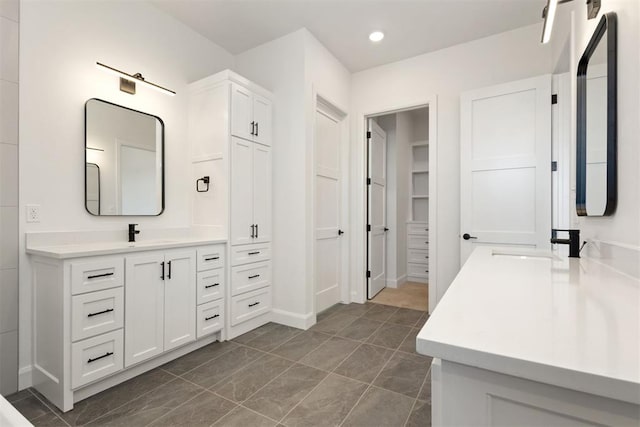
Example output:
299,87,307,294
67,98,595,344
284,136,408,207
85,99,165,216
576,12,617,216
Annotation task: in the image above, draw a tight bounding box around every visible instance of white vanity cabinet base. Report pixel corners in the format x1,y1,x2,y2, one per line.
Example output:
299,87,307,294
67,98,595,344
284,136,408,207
435,360,639,426
71,288,124,342
197,300,224,338
71,330,123,389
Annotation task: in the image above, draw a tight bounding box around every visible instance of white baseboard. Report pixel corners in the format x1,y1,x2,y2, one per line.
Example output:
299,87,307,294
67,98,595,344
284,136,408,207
271,309,315,330
18,366,32,390
407,275,428,284
386,274,407,289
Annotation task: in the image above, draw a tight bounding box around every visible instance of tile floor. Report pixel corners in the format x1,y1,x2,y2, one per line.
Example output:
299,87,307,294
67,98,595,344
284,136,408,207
8,302,432,427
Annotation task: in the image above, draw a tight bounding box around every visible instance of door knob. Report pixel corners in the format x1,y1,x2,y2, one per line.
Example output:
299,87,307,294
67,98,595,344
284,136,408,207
462,233,478,240
338,229,344,235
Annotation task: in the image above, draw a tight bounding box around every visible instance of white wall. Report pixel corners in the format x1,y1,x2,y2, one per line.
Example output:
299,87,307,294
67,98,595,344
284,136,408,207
350,24,554,304
18,0,234,386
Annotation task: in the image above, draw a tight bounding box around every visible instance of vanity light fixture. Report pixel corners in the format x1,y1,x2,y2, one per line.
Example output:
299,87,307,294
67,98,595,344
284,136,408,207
541,0,601,44
369,31,384,42
96,62,176,96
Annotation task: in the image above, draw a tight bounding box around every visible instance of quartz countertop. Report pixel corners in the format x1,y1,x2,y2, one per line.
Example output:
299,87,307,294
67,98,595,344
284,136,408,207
417,247,640,405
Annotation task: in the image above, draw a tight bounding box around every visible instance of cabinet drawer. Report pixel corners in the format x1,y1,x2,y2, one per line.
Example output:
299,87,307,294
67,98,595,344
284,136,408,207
408,249,429,265
72,288,124,342
407,222,428,235
408,235,429,249
197,268,225,304
231,261,270,296
197,300,224,339
407,263,429,278
230,287,271,326
71,330,123,389
197,245,225,272
71,257,124,295
231,243,271,266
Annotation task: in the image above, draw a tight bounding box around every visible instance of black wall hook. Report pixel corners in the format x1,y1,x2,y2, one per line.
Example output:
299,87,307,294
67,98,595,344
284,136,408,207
196,176,210,192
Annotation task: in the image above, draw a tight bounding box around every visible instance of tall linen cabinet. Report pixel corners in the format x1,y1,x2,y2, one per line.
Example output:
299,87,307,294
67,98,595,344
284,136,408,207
189,70,273,339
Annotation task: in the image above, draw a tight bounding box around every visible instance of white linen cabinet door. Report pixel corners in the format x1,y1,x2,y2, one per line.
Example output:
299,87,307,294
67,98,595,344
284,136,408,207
124,253,165,367
252,143,272,243
231,137,255,246
163,249,196,351
231,83,254,141
252,94,272,146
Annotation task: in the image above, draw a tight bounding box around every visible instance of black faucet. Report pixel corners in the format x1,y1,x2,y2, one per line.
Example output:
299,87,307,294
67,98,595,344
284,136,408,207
128,224,140,242
550,229,580,258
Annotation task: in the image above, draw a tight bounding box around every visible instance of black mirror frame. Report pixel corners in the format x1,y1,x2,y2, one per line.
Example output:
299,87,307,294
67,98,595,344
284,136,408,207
576,12,617,216
84,98,165,217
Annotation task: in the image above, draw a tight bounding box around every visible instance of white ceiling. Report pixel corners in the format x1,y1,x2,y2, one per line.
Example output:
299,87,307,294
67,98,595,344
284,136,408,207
152,0,546,72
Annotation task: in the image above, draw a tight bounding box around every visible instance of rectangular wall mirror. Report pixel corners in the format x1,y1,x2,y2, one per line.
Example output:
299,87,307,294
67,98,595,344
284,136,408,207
85,98,164,216
576,12,617,216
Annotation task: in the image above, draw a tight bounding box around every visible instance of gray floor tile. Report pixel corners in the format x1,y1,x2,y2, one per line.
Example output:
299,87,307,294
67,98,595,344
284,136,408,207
387,308,425,327
341,387,414,427
362,304,398,322
5,389,32,404
11,394,51,421
416,312,430,328
87,378,201,426
243,324,302,352
335,318,382,341
243,364,327,421
300,336,359,372
213,354,293,402
57,368,175,425
213,406,276,427
232,323,279,345
333,303,373,318
418,370,432,402
373,352,430,398
311,313,359,335
398,328,420,354
271,331,331,361
282,374,367,427
334,344,393,384
182,346,265,389
406,399,432,427
149,391,236,426
366,323,412,350
162,341,237,375
316,304,346,322
31,411,68,427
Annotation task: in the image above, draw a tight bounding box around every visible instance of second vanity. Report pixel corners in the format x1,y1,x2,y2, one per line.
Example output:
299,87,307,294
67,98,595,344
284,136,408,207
25,231,271,412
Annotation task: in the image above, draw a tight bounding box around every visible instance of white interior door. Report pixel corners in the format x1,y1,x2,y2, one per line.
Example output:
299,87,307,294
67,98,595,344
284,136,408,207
460,75,551,264
314,108,343,312
119,145,156,215
368,119,387,299
230,137,254,246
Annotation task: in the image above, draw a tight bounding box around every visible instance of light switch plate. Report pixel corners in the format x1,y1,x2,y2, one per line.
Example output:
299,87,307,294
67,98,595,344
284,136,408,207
26,205,40,223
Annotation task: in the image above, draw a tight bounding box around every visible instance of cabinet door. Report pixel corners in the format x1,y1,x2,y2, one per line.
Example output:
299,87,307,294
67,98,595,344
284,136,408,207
252,143,272,243
163,249,196,351
252,94,272,146
231,137,254,246
124,253,165,367
231,83,254,141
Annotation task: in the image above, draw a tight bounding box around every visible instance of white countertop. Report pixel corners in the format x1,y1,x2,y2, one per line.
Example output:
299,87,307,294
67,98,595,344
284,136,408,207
417,247,640,405
26,237,227,259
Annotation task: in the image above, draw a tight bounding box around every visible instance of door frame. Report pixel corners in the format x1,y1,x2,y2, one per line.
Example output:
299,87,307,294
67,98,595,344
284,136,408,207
356,96,438,313
310,91,349,319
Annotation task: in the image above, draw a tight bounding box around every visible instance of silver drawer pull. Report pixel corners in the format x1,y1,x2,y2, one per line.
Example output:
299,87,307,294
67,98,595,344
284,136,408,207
205,283,220,289
248,302,260,308
248,251,260,255
87,272,114,280
88,352,113,364
87,308,114,318
205,314,220,321
248,274,260,279
204,256,220,261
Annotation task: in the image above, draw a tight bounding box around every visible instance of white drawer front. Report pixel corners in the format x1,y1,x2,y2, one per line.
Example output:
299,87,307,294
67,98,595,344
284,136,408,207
231,261,270,296
408,249,429,265
231,243,271,266
71,257,124,295
197,245,225,272
407,223,428,235
197,300,224,339
72,288,124,342
408,235,429,249
231,287,271,326
71,330,123,389
197,268,225,305
408,263,429,278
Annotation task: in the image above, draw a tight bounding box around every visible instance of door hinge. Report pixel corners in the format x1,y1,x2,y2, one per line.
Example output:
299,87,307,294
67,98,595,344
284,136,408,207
552,161,558,171
366,270,371,278
366,131,372,139
367,224,371,232
551,94,558,104
367,177,371,185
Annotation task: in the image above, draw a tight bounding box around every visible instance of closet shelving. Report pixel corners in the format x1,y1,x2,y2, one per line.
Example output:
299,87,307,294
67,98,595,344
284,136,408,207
407,141,428,283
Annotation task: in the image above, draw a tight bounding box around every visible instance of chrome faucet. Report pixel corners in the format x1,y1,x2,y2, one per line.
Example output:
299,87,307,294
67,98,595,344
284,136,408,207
128,224,140,242
550,229,581,258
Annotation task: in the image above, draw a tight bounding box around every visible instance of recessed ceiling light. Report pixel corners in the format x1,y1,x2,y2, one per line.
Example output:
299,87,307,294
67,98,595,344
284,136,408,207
369,31,384,42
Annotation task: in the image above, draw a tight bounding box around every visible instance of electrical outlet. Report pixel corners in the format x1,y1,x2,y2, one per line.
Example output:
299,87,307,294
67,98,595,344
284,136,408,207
26,205,41,223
